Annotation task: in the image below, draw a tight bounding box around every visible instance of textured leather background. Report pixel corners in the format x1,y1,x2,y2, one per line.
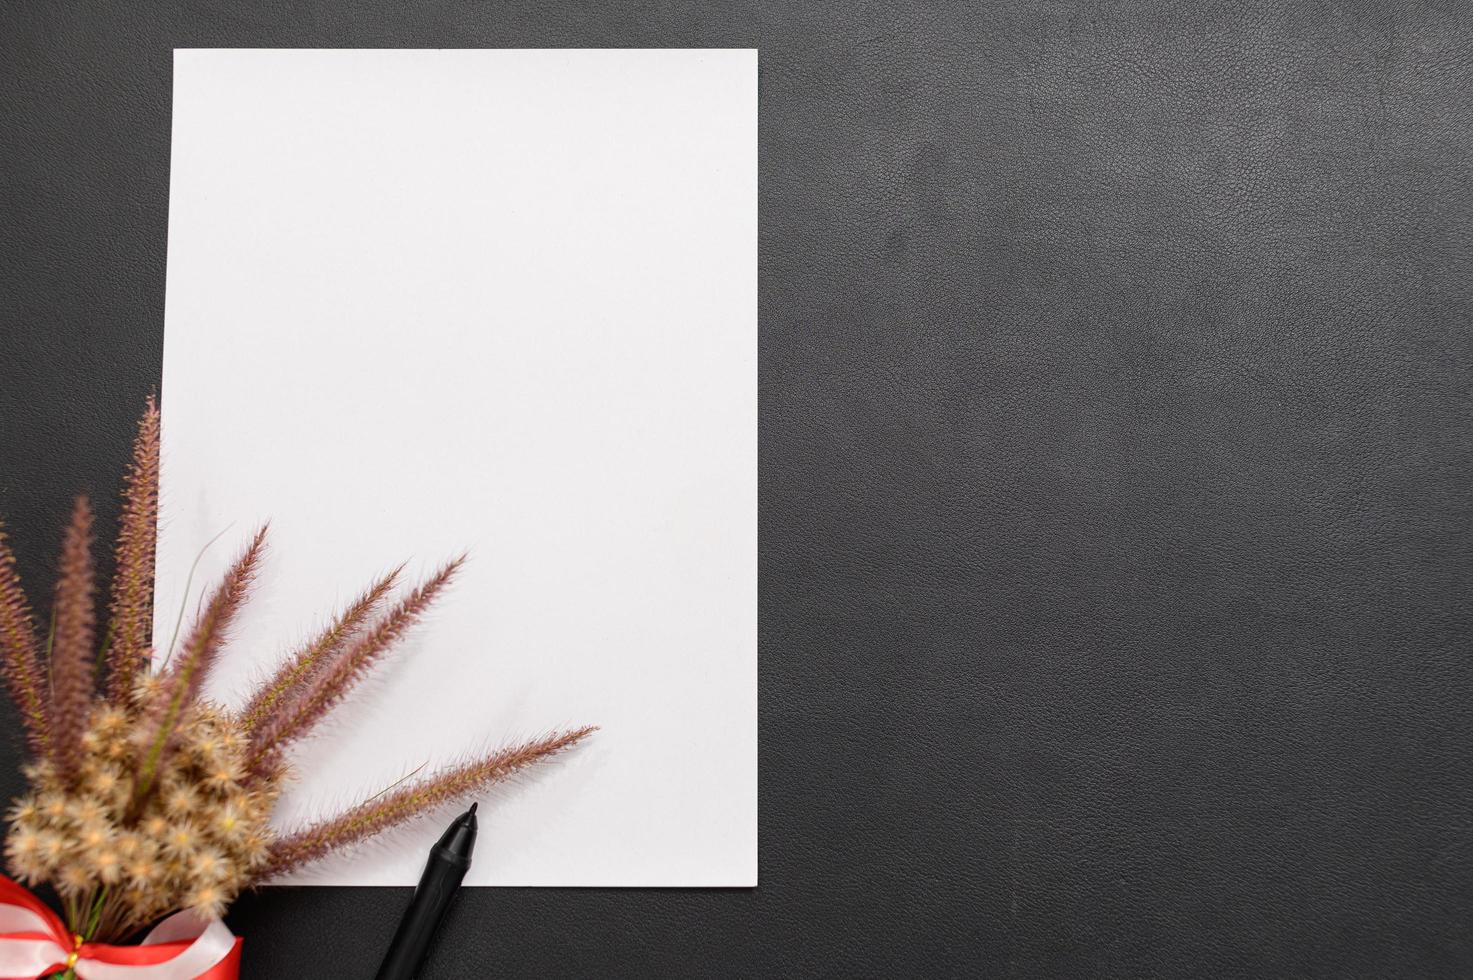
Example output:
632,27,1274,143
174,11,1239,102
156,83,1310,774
3,1,1472,977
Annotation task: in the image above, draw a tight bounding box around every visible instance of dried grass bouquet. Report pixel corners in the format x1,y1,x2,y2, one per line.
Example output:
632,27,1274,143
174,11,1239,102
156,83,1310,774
0,399,592,948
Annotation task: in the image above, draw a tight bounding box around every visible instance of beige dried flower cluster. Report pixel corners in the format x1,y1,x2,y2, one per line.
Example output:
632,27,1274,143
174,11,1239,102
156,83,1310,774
7,702,277,937
0,399,592,946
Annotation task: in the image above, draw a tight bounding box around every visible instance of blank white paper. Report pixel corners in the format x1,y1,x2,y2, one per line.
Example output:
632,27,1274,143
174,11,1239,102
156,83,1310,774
158,49,756,886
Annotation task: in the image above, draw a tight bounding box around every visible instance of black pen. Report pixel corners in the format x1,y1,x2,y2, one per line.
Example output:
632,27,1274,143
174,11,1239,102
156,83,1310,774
374,802,479,980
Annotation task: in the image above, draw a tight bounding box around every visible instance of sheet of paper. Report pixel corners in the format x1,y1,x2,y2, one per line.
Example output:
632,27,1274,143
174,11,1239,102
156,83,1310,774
158,49,756,886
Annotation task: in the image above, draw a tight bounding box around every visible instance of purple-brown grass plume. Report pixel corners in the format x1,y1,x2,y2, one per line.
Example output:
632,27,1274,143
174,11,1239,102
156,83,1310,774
50,497,97,783
106,396,160,701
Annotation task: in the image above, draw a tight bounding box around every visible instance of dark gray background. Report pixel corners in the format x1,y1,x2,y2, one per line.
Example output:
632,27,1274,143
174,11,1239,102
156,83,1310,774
3,1,1472,977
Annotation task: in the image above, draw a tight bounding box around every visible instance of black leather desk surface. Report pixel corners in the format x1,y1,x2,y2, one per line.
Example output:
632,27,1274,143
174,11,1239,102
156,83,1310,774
3,2,1471,977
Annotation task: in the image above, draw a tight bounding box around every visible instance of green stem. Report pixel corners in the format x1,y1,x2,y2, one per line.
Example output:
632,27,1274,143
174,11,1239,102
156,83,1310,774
85,886,108,939
49,886,100,980
53,886,110,979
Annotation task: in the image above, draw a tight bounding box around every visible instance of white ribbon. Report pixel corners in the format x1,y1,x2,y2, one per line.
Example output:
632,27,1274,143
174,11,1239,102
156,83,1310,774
0,899,235,979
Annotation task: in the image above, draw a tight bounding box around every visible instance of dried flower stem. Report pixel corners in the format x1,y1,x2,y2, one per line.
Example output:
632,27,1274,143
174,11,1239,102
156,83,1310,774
135,527,266,801
237,565,403,736
105,397,160,701
50,497,97,782
246,557,463,773
0,523,49,759
260,727,595,878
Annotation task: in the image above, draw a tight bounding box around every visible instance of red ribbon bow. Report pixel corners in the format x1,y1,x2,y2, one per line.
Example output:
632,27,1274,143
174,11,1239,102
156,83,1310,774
0,876,240,979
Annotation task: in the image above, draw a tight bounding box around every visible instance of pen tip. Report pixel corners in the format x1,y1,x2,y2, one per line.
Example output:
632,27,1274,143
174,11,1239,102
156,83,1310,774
468,801,478,815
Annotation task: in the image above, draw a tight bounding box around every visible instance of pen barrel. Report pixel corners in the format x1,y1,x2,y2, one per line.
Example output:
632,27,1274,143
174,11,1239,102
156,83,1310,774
373,848,472,980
